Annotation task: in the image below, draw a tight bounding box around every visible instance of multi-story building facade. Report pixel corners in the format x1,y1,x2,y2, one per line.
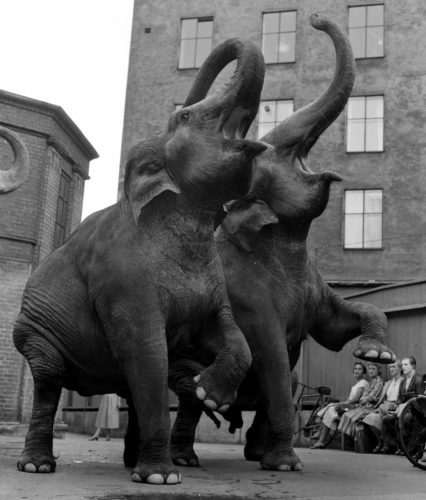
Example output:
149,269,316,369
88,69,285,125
0,90,97,423
119,0,426,296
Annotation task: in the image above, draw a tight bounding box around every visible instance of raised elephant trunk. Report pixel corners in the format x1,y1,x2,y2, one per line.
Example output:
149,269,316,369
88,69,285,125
183,38,265,138
262,14,355,158
0,126,29,194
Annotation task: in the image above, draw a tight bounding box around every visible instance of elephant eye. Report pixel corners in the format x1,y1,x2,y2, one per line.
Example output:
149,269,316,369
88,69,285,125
136,161,160,175
180,111,190,124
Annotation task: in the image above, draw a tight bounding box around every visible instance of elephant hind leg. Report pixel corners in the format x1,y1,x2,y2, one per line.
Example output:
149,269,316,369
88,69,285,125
15,329,66,473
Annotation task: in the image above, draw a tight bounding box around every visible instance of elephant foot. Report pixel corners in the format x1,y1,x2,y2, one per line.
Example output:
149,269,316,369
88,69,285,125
171,446,199,467
17,452,56,473
131,462,182,484
261,447,303,472
244,442,264,462
353,338,396,364
194,369,237,413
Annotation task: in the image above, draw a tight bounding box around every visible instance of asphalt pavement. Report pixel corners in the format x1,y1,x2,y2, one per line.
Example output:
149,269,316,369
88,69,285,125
1,432,425,499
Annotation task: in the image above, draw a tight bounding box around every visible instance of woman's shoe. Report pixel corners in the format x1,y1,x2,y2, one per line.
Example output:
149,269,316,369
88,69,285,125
373,445,382,453
88,436,99,441
381,446,391,454
395,449,404,456
310,442,325,449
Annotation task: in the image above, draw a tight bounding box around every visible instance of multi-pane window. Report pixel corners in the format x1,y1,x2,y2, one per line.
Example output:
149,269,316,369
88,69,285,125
349,5,384,58
54,171,71,248
178,17,213,69
346,96,383,152
344,189,382,249
258,99,294,138
262,11,296,64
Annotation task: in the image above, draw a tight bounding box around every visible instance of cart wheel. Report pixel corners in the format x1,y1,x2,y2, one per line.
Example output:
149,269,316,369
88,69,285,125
398,396,426,470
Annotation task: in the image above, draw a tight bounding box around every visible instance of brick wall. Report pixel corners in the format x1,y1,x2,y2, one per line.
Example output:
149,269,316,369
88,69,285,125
0,91,97,423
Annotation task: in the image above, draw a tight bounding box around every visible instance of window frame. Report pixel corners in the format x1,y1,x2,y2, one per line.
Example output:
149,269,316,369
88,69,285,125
54,170,72,249
348,4,385,59
345,95,384,153
257,98,294,139
261,10,297,65
343,188,383,250
178,16,214,70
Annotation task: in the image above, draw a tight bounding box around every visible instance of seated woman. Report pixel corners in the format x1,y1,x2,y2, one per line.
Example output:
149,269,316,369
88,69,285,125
338,362,384,439
380,356,424,454
362,359,403,453
310,362,368,449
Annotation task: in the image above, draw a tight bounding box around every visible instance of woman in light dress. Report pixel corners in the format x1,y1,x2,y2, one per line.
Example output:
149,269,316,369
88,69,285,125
338,362,384,438
362,359,403,452
89,393,121,441
311,362,368,449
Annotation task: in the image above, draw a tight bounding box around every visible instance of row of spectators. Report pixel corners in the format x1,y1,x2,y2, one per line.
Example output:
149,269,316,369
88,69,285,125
310,356,424,454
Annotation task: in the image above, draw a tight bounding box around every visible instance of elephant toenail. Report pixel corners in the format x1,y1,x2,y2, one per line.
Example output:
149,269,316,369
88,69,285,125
24,463,37,473
193,374,200,383
380,352,392,360
166,473,180,484
218,404,230,413
147,473,164,484
204,399,217,410
196,387,206,400
278,464,291,471
365,349,378,358
131,472,143,483
353,349,362,357
294,463,303,471
38,464,51,473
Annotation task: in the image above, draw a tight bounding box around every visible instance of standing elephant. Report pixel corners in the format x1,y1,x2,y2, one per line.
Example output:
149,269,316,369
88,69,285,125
0,126,29,193
163,14,396,472
13,38,267,484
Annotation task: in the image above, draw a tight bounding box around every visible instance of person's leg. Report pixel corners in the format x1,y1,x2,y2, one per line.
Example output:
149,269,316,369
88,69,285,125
89,428,101,441
311,423,329,448
106,429,111,441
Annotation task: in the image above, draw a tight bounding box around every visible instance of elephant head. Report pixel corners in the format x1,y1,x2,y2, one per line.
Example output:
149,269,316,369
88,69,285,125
124,38,267,223
246,14,354,227
0,126,29,194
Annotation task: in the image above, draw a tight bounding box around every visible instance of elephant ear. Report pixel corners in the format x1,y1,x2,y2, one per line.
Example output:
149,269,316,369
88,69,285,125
124,156,181,224
221,199,278,253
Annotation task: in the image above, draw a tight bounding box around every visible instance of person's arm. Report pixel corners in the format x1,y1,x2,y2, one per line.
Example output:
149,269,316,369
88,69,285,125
347,385,365,404
362,378,384,405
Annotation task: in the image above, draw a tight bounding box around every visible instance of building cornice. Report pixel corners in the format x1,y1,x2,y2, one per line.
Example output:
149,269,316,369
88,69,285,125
0,89,99,161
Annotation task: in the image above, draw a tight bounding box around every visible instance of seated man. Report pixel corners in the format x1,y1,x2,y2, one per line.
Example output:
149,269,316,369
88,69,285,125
381,356,424,454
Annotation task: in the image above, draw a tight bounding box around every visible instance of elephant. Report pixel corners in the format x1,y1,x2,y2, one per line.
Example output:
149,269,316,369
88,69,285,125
147,14,395,472
12,38,268,485
0,126,29,193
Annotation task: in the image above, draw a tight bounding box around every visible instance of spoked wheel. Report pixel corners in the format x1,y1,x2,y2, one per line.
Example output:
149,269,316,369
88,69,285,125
398,396,426,470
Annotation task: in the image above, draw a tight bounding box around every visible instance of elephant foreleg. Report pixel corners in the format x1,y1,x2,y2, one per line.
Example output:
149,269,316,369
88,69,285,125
123,396,138,468
14,325,66,473
310,287,395,363
169,358,205,467
194,306,252,412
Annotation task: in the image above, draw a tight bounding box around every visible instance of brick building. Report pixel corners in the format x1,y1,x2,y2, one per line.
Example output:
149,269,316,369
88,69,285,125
119,0,426,295
0,90,97,423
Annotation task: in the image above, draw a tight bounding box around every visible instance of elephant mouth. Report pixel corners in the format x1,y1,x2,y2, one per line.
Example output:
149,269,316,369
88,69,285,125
297,156,342,183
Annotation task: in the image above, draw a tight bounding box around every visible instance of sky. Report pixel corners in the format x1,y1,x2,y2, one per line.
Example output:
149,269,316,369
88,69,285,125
0,0,134,218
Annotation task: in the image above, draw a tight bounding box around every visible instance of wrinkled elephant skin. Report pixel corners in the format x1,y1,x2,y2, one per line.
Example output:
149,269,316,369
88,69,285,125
163,14,395,473
13,38,267,484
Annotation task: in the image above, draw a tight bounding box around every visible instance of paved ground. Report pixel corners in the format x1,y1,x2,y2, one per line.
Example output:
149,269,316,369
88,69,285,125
1,433,425,499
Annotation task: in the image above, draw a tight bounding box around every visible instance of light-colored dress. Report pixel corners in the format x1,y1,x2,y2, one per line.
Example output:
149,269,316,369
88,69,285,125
317,379,369,430
95,394,121,429
339,376,384,436
363,377,403,431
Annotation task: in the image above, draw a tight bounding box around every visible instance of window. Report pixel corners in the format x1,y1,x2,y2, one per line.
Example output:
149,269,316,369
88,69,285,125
262,11,296,63
349,4,384,58
178,17,213,69
346,96,383,152
258,99,294,138
344,189,382,249
54,171,71,248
